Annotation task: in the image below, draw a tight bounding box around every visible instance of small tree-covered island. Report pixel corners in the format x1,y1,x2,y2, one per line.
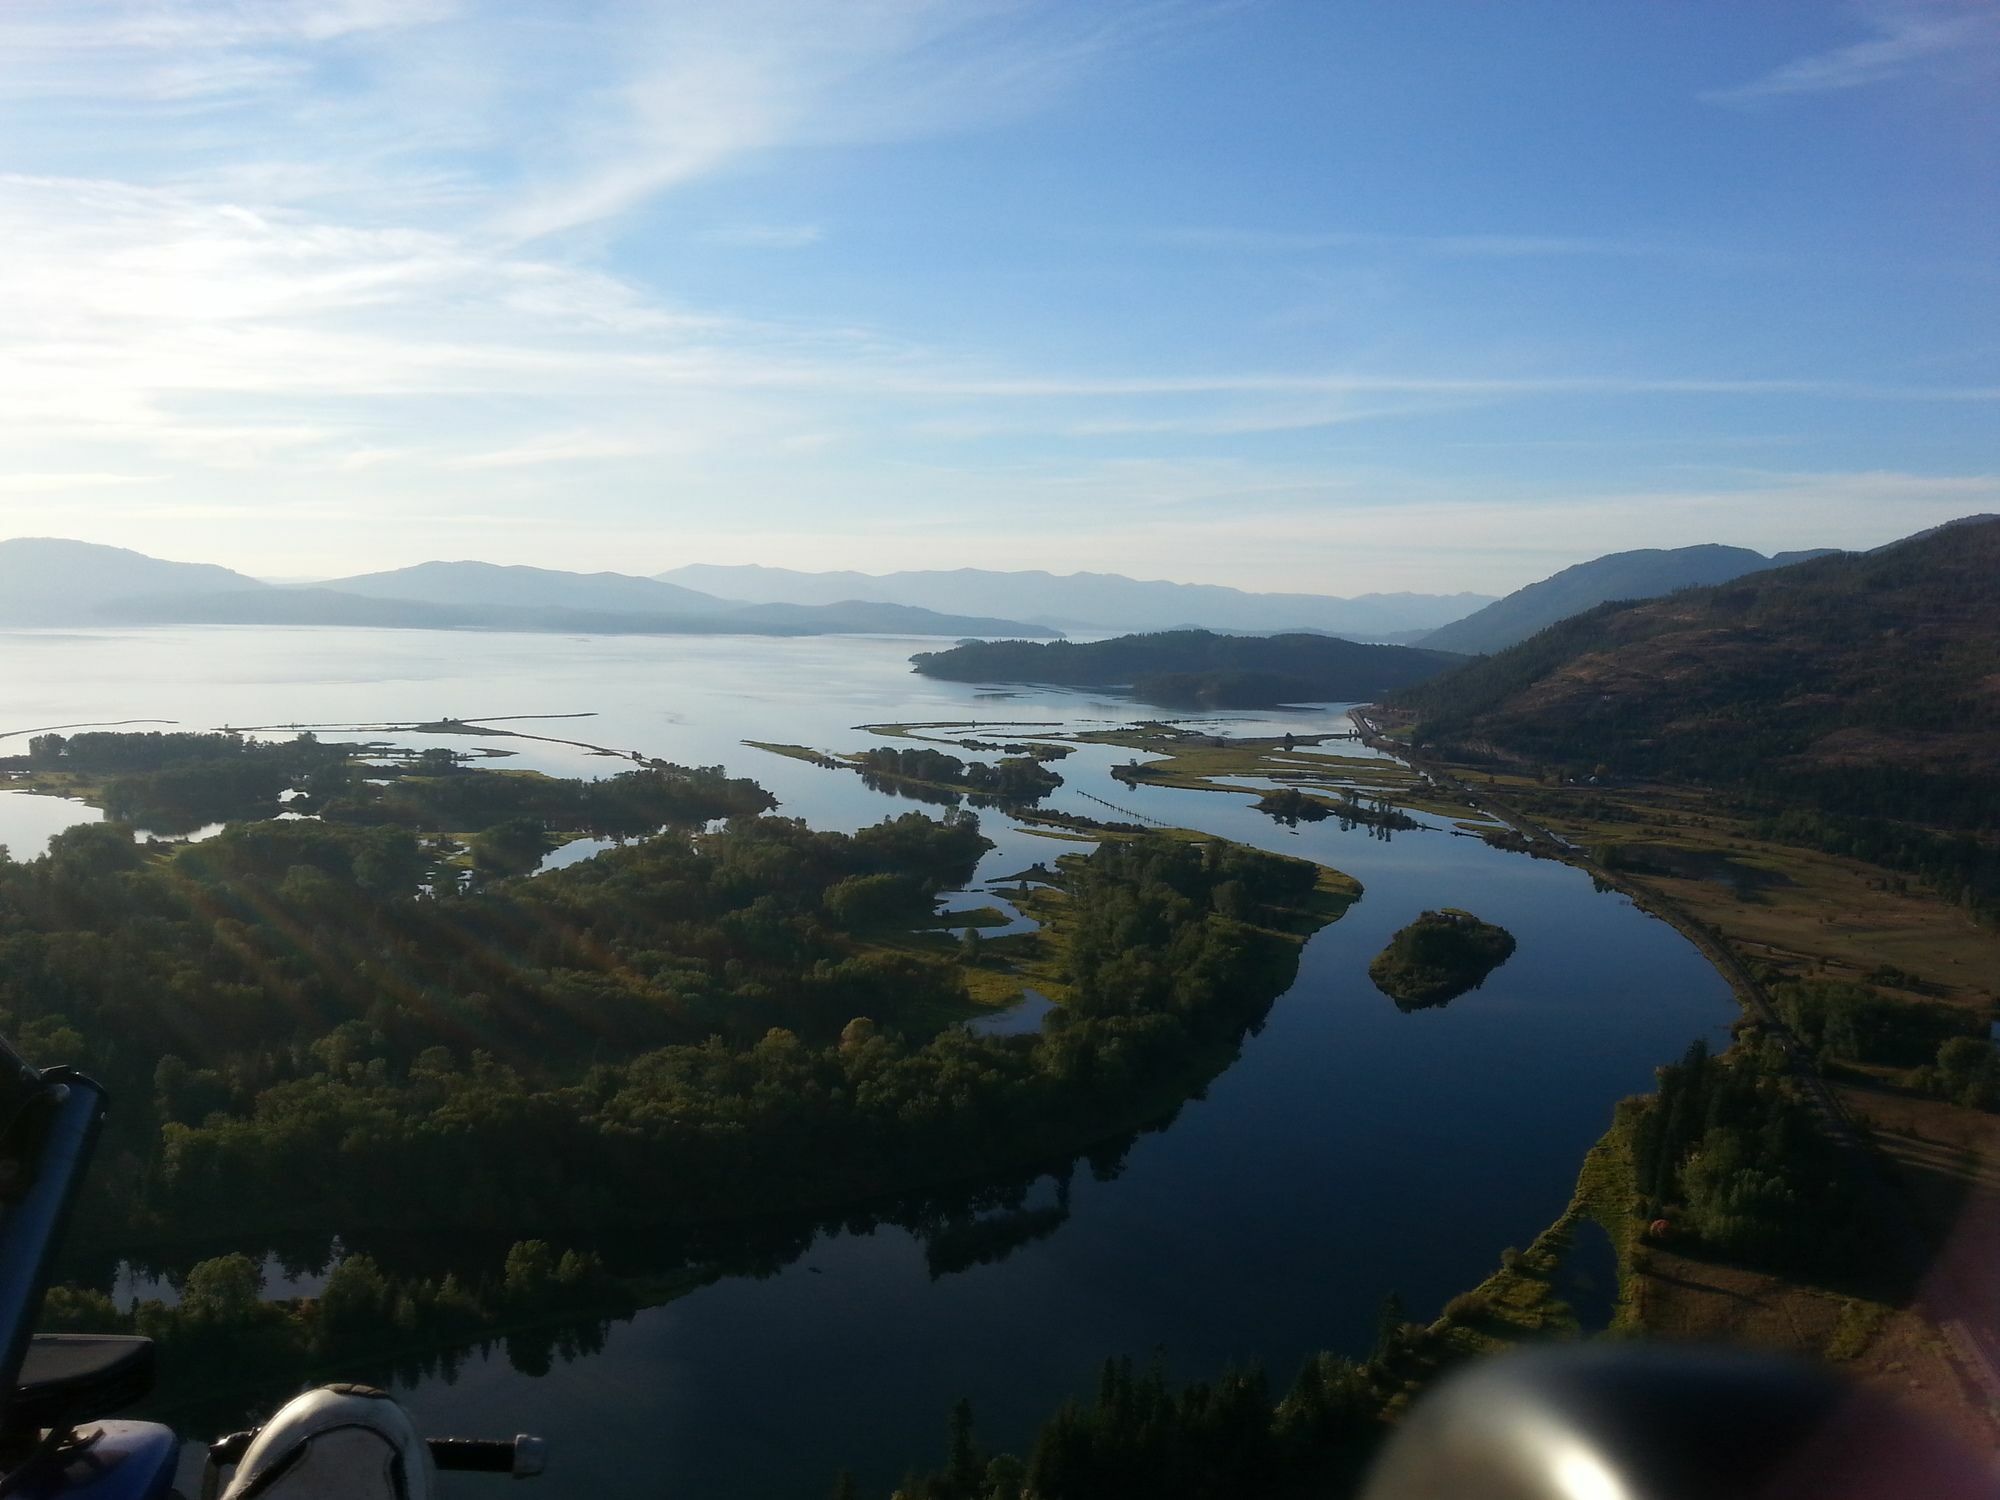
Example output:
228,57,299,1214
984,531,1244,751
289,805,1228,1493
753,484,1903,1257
1367,910,1517,1010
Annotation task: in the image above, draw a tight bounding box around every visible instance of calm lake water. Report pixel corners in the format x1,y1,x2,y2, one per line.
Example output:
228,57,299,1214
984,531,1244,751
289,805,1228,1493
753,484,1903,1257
0,627,1735,1497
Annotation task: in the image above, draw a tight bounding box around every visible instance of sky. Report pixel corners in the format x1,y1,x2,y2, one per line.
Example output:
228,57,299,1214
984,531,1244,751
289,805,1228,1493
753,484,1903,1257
1,0,1996,596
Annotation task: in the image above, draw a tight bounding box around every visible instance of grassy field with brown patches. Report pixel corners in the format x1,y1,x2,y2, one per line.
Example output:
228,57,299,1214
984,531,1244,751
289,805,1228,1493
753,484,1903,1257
1622,1244,1996,1446
1418,1084,2000,1445
741,739,842,768
1477,773,1999,1010
1840,1081,2000,1229
1075,721,1490,820
1832,1079,2000,1434
1404,757,2000,1440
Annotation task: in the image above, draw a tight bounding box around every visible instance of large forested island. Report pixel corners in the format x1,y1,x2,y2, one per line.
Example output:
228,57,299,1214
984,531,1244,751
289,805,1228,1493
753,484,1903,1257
911,629,1463,707
0,729,1351,1252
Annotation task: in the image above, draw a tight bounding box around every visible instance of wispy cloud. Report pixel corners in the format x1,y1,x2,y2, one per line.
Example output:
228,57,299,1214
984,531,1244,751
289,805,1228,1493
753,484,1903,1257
0,1,1991,587
1706,1,2000,103
2,158,1992,490
0,0,460,103
1157,227,1647,259
0,471,156,493
441,433,666,471
492,3,1181,242
701,223,825,249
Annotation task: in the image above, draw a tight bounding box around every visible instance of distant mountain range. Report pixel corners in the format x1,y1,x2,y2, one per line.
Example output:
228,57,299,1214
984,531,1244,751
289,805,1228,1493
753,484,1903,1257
319,560,729,616
1415,543,1838,656
913,630,1463,708
1393,516,2000,833
9,533,1942,655
658,564,1492,638
0,540,266,624
0,542,1058,639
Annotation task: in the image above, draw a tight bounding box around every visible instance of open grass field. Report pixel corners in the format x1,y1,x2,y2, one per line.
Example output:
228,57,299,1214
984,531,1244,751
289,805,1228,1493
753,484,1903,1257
1401,755,2000,1441
1483,773,2000,1011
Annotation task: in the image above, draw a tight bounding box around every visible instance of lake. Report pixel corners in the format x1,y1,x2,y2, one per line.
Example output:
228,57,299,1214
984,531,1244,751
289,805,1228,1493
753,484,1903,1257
0,626,1735,1497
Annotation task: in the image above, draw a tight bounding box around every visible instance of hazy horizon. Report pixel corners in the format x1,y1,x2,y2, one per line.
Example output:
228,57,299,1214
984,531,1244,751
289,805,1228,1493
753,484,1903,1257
0,529,1911,605
3,2,1995,594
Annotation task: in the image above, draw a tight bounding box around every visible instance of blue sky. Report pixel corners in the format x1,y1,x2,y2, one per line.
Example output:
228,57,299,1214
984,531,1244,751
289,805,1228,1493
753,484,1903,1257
1,0,1995,594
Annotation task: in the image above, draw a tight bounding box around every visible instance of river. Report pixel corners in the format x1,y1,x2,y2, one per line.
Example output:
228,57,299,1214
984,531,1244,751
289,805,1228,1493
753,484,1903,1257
0,626,1736,1497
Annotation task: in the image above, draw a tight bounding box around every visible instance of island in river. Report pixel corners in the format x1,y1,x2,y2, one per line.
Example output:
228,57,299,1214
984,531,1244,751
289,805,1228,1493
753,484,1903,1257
1368,910,1517,1009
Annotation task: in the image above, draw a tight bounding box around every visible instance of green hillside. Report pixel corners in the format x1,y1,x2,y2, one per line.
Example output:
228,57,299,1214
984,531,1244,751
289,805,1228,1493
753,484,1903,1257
1419,542,1834,656
1395,518,2000,841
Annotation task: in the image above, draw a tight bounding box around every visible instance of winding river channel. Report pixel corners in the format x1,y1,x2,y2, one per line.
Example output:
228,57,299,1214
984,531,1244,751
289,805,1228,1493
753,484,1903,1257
0,626,1736,1497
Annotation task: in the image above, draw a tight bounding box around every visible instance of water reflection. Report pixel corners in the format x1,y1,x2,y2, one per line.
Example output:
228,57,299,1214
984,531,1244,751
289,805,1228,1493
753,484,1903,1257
966,987,1054,1037
0,789,103,859
1,629,1737,1499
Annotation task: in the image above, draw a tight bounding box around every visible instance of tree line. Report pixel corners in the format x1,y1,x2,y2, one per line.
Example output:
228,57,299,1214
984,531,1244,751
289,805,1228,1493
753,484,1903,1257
0,735,1339,1261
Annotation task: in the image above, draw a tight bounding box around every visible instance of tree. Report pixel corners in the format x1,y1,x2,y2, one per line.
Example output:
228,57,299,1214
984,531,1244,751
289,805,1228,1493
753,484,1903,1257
1371,1291,1405,1363
1935,1037,1998,1110
44,821,141,877
504,1240,557,1302
180,1253,264,1325
318,1255,393,1345
948,1397,981,1494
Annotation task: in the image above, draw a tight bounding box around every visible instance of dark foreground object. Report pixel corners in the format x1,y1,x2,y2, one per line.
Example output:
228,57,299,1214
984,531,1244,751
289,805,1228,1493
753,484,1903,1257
1360,1344,1999,1500
0,1029,543,1500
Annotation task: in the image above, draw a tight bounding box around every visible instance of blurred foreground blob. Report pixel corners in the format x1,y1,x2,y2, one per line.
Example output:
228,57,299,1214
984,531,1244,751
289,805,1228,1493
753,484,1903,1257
1361,1344,1997,1500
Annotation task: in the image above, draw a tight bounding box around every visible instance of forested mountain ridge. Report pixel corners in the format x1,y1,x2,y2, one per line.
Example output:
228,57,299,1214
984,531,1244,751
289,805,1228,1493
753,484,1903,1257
913,630,1463,707
1394,517,2000,835
1417,542,1836,656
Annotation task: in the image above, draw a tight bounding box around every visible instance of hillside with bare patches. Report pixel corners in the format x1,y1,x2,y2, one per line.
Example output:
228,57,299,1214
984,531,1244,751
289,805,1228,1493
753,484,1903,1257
1394,518,2000,835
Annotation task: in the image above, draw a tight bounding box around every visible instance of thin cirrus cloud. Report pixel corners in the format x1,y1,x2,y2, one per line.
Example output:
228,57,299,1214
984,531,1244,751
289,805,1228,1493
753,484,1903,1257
489,2,1183,243
3,150,1994,492
0,0,461,102
439,434,666,472
1154,227,1652,259
700,224,826,249
1705,0,2000,103
0,1,1992,586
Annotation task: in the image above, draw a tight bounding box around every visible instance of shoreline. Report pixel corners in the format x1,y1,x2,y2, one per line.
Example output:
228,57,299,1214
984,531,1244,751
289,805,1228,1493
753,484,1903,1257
1349,706,2000,1435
